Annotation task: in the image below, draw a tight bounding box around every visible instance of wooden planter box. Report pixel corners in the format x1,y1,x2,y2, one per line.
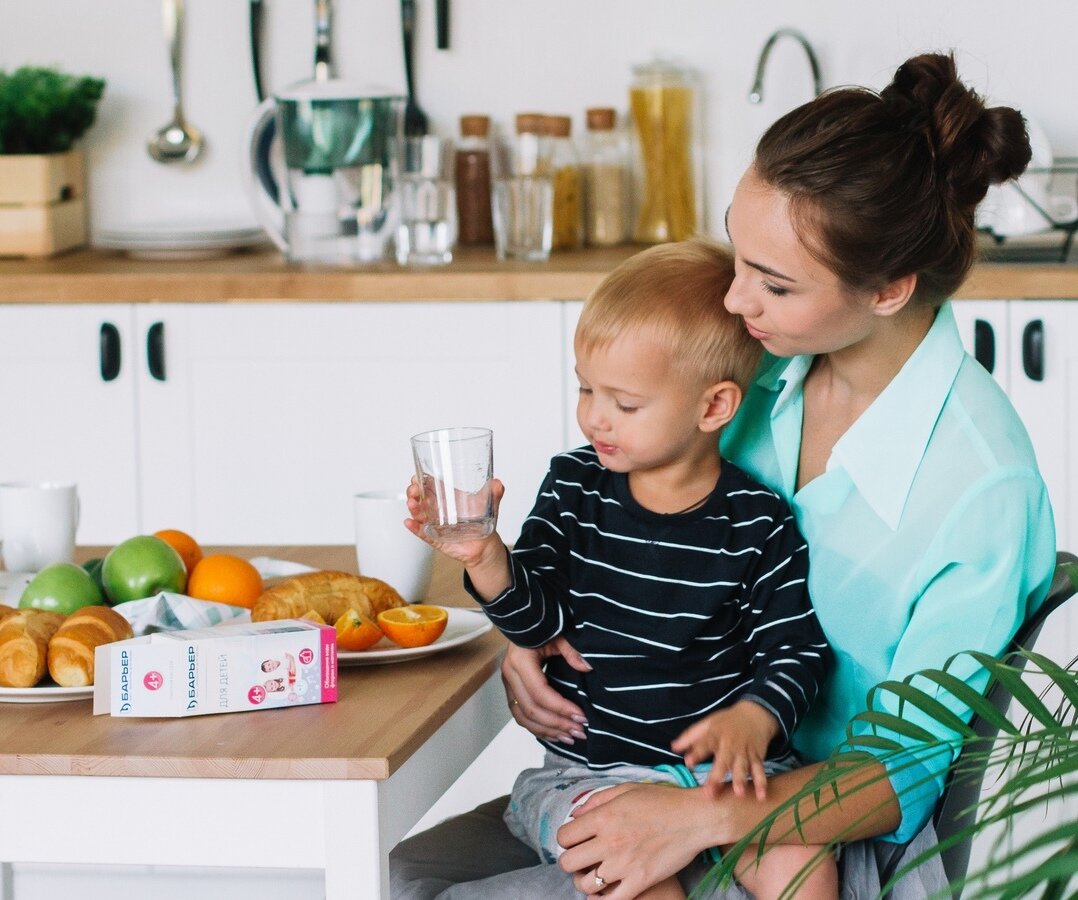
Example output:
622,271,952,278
0,151,87,257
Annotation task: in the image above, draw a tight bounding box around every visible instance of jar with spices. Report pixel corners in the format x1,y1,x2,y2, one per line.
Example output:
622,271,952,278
544,115,583,250
455,115,494,245
582,107,629,246
629,59,703,242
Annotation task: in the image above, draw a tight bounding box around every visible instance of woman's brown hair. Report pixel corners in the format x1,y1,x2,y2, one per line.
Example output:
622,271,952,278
754,52,1031,306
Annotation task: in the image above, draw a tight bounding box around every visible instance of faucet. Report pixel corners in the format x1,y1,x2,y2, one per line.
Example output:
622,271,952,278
749,28,822,104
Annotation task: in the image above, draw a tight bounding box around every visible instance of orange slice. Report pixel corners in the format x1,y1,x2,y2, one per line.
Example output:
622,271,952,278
376,604,448,648
301,609,326,625
334,609,384,651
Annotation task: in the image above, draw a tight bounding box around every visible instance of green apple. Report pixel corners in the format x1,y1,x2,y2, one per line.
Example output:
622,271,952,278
19,562,106,614
102,535,187,604
82,557,106,597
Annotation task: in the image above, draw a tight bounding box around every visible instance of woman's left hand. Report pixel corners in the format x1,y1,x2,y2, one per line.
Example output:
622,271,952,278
557,782,719,898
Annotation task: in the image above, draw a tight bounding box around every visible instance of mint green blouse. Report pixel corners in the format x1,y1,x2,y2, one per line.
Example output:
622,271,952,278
722,302,1056,842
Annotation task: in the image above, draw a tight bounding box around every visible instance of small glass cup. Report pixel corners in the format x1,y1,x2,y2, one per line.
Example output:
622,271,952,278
396,135,457,265
490,131,553,262
410,427,495,542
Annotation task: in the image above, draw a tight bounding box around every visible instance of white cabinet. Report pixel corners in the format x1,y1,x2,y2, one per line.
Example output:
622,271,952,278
0,305,141,543
0,302,568,546
135,302,568,544
952,300,1076,553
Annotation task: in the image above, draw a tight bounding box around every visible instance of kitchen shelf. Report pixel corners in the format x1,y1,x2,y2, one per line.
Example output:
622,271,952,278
0,245,1076,303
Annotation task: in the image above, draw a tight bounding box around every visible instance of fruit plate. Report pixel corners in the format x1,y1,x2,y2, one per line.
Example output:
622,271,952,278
0,684,93,703
338,608,492,666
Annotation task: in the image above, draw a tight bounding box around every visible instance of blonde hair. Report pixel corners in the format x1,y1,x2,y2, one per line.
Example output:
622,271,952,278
576,239,761,391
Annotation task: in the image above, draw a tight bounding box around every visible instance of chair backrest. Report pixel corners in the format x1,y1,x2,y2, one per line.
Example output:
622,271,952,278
931,550,1078,896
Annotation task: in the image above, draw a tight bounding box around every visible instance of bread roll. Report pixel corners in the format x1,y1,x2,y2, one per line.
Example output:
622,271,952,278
0,604,18,625
47,605,134,687
251,571,405,624
0,609,66,688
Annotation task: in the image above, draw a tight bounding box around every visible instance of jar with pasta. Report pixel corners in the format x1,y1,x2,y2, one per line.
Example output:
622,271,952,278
629,59,703,243
544,115,583,250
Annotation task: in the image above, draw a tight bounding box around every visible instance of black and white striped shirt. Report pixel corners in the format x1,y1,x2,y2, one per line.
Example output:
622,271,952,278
472,446,831,769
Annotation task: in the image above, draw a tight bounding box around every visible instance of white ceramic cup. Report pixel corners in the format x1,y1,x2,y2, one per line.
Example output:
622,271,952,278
0,482,79,572
353,490,435,603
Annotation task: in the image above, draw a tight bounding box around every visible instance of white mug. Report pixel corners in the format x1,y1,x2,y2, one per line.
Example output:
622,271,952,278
353,490,435,603
0,482,80,572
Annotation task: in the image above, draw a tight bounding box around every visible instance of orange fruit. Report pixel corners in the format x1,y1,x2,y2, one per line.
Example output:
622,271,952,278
301,609,327,625
153,529,203,574
187,553,263,609
334,609,384,651
376,604,448,648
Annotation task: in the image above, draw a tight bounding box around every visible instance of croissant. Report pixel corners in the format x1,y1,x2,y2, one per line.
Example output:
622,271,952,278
0,609,66,688
0,604,18,626
48,605,134,688
251,571,405,625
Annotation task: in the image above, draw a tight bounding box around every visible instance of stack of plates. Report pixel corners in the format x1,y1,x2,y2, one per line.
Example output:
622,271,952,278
96,221,269,260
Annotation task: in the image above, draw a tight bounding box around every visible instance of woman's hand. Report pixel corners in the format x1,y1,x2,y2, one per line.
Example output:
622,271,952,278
557,783,720,898
501,639,590,744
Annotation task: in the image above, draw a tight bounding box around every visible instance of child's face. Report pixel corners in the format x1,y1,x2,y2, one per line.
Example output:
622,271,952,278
575,331,711,474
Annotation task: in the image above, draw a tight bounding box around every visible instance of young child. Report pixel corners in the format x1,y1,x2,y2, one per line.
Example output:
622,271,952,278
406,240,835,899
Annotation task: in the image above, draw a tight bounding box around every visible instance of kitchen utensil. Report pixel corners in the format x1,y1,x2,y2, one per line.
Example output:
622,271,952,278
96,220,267,259
436,0,450,49
0,482,79,573
396,135,457,265
147,0,204,165
249,0,265,102
245,78,405,263
401,0,429,136
313,0,333,82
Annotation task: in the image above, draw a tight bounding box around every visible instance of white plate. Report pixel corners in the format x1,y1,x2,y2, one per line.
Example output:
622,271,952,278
338,608,492,666
0,684,93,703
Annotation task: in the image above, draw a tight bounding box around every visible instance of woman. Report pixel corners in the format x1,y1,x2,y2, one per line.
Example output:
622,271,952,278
390,52,1057,899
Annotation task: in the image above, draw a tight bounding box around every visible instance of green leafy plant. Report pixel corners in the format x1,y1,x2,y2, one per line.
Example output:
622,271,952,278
0,66,105,155
704,559,1078,899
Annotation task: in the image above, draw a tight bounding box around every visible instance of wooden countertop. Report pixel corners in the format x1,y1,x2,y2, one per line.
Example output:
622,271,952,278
1,245,1076,302
0,546,506,781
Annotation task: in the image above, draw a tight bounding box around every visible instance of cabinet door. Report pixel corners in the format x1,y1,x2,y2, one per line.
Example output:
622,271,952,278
136,303,567,545
563,301,585,448
0,305,140,543
950,300,1010,392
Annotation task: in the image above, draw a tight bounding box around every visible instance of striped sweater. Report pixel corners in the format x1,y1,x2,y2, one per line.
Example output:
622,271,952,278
470,446,831,769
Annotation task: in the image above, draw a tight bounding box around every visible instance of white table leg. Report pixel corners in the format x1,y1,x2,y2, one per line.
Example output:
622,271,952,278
323,780,387,900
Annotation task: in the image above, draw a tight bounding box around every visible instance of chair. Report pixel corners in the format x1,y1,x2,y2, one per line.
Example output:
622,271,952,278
928,550,1078,896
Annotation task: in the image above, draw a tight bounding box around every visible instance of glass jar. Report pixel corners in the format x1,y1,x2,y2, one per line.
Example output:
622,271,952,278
455,114,494,245
629,59,703,243
544,115,583,250
582,107,630,246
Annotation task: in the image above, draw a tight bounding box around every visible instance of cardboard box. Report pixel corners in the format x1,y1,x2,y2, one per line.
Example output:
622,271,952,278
0,151,87,257
93,619,338,718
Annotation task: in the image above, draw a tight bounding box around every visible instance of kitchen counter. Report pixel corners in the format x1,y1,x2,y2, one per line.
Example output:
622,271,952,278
2,245,1078,302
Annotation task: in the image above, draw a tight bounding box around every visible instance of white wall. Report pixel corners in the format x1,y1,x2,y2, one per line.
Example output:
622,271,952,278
2,0,1077,239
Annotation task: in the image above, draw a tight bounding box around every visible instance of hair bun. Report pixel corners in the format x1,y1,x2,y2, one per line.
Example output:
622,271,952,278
882,52,1032,208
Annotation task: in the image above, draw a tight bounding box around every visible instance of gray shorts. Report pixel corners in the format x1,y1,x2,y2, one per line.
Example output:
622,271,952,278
503,751,799,863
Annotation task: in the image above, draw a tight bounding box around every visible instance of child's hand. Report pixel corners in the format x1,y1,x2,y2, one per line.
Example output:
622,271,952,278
670,700,780,801
404,477,507,569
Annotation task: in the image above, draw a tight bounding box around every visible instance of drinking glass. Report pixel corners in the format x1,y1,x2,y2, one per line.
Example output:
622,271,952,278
396,135,457,265
410,427,495,542
490,131,553,261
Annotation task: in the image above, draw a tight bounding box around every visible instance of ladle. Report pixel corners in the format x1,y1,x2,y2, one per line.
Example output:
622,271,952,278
147,0,204,164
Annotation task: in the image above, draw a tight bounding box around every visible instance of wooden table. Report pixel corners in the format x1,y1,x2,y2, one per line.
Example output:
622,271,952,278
0,547,508,899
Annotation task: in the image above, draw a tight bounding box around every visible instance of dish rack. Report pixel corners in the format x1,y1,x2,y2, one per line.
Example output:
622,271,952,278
978,159,1078,263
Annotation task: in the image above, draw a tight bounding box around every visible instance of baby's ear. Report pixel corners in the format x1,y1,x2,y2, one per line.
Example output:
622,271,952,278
699,381,742,433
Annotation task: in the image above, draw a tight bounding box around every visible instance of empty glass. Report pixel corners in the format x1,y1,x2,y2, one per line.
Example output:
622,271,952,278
490,124,553,262
410,427,495,542
396,135,457,265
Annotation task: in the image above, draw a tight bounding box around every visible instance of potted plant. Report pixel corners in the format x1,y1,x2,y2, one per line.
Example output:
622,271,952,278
706,558,1078,899
0,66,105,257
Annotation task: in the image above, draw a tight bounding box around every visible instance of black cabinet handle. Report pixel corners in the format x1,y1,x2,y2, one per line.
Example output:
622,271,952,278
973,319,995,374
1022,319,1044,382
147,321,166,381
99,322,121,382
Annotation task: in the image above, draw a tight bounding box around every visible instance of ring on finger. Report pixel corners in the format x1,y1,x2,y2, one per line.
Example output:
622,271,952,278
594,872,606,888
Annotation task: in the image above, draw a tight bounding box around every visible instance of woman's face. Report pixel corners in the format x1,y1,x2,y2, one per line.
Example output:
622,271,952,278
724,168,879,358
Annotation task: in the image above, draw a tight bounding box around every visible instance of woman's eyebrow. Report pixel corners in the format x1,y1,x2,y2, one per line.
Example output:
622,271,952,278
726,207,797,283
